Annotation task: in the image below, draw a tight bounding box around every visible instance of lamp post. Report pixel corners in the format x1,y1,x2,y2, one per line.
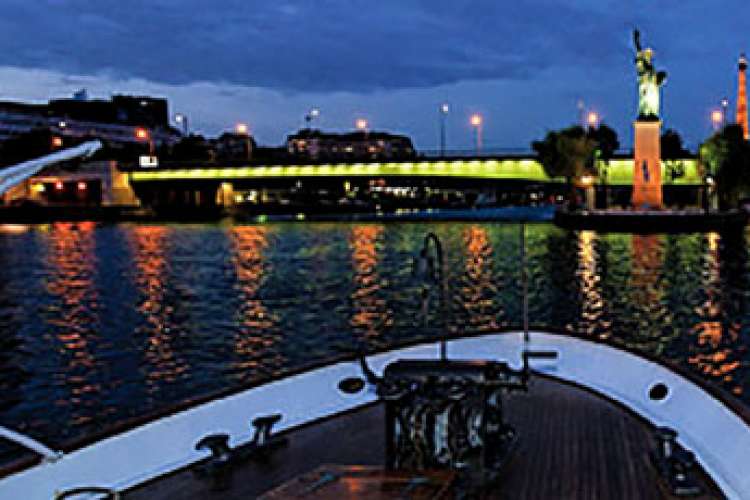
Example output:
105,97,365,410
577,99,586,127
355,118,368,132
305,108,320,128
135,127,154,155
704,174,715,214
721,98,729,127
235,123,251,160
470,113,483,155
439,103,449,156
587,111,600,129
174,113,189,135
711,109,723,132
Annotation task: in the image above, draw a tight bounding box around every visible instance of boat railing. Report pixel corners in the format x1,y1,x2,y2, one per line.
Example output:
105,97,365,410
0,424,63,463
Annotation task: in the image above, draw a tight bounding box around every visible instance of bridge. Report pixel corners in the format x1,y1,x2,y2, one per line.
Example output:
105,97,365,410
124,156,702,211
128,156,701,185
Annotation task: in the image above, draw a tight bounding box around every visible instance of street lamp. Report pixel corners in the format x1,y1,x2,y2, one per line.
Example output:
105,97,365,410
587,111,600,129
577,99,586,127
135,127,154,155
174,113,189,135
711,109,723,131
235,122,249,135
235,123,252,160
721,98,729,127
704,174,715,214
355,118,368,132
305,108,320,127
439,103,449,156
470,113,483,154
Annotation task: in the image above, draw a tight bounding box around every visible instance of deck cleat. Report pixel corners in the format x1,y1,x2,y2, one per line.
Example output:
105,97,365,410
652,426,703,496
193,433,233,491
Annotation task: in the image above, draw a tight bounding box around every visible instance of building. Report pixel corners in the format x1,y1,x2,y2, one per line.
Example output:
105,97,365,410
212,132,257,161
0,102,47,142
0,92,180,149
286,129,415,161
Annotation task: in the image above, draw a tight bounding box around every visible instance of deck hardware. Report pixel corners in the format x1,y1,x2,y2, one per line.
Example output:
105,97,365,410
338,376,366,394
649,382,669,401
358,355,383,386
414,232,448,359
652,426,703,496
193,415,288,491
251,413,282,447
194,433,233,491
54,486,120,499
369,352,557,494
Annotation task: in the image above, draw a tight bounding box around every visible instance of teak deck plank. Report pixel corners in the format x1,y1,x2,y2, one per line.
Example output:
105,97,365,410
124,376,724,500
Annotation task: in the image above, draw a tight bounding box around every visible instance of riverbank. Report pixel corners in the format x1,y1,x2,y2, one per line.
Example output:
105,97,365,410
554,207,748,233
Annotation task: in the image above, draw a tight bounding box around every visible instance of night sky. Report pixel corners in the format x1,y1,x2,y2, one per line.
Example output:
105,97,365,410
0,1,747,151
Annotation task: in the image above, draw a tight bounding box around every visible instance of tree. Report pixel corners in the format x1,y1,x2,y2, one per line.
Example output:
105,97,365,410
699,124,750,209
532,125,599,206
587,123,620,163
661,129,691,182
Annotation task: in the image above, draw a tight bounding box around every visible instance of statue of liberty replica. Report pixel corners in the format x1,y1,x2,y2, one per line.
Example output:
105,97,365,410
632,29,666,208
634,30,667,120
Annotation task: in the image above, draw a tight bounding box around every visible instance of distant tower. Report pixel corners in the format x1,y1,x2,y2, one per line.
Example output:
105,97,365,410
737,54,748,139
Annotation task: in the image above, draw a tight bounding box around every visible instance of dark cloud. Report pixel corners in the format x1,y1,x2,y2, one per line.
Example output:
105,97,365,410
0,0,629,92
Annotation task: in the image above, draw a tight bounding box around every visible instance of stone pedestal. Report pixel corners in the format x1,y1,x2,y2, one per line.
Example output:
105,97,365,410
632,120,662,209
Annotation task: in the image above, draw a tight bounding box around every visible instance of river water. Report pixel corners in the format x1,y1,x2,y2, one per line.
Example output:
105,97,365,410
0,221,747,463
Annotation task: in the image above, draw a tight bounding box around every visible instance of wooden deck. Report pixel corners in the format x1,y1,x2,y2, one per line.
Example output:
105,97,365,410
124,376,724,500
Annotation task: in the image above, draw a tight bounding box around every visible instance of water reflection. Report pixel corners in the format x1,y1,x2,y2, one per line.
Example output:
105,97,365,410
44,222,102,427
626,234,672,352
130,226,189,394
689,233,745,396
350,225,392,347
458,226,502,333
229,226,283,380
573,231,607,338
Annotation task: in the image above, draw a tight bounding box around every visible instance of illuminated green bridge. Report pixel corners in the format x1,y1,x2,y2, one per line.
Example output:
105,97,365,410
129,157,701,186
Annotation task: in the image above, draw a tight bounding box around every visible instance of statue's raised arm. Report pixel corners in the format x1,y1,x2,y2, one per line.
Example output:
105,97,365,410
633,29,642,54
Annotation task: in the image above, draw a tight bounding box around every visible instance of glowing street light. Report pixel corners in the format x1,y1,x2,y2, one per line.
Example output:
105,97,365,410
355,118,368,132
134,127,149,141
711,109,724,131
135,127,154,155
439,103,449,156
587,111,600,128
51,136,63,148
470,113,483,154
305,107,321,126
235,122,249,135
174,113,189,135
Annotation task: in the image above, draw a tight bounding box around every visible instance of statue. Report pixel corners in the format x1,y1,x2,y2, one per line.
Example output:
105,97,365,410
633,29,667,120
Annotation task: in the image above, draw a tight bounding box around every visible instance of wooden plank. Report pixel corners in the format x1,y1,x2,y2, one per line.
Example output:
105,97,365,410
259,465,454,499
